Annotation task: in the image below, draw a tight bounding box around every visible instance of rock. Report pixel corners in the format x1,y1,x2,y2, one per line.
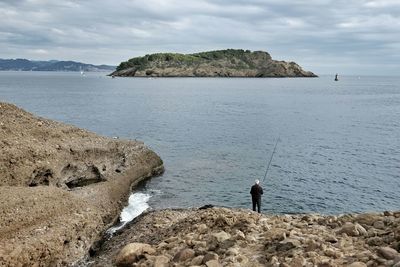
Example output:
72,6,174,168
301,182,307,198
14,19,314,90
338,222,367,237
191,255,204,266
211,231,231,243
348,262,367,267
206,259,221,267
367,237,384,246
377,246,399,260
355,213,382,226
197,223,208,234
0,103,164,266
373,221,385,230
270,256,280,267
115,243,155,267
173,248,195,262
290,255,306,267
234,230,246,240
202,252,219,263
154,255,170,267
276,238,301,251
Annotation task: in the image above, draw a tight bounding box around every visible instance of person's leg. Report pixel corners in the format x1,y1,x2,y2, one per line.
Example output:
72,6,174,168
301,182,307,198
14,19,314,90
257,198,261,213
252,198,256,211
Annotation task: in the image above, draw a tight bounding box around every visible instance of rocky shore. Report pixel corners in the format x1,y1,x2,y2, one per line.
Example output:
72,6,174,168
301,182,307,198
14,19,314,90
89,207,400,267
0,102,164,266
2,102,399,267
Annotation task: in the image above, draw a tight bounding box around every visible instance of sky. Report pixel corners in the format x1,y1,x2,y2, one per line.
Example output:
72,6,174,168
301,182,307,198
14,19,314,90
0,0,399,75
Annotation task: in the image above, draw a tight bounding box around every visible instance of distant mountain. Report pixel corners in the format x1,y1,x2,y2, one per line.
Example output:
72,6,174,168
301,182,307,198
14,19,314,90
111,49,317,77
0,59,116,72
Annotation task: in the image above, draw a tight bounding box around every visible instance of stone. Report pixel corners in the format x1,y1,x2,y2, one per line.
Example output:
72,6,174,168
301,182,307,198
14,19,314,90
202,252,219,263
355,223,368,236
270,256,280,267
191,255,204,266
290,255,306,267
373,221,385,230
276,238,301,251
377,246,399,260
226,247,239,256
154,255,170,267
198,223,208,234
348,262,367,267
173,248,195,262
234,230,246,240
367,237,384,246
206,259,221,267
115,243,156,267
338,222,364,237
212,231,231,243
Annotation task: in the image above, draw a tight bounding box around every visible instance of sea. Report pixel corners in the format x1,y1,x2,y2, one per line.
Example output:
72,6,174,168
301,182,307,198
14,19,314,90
1,72,399,216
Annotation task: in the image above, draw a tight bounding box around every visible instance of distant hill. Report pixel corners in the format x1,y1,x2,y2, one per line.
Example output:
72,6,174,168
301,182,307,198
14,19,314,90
0,59,115,72
110,49,317,77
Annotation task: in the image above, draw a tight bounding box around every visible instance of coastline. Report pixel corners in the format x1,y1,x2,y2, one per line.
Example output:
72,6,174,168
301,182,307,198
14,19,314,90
0,102,164,266
1,102,399,266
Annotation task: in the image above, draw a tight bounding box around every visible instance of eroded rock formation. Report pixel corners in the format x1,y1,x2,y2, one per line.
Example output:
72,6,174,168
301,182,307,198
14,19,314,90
0,102,164,266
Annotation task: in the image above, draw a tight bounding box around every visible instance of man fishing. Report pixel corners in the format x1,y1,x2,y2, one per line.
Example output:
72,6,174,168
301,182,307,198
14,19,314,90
251,136,279,213
250,179,263,213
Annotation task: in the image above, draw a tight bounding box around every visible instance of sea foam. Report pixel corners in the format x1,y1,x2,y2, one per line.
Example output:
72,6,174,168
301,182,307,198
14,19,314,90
107,192,151,235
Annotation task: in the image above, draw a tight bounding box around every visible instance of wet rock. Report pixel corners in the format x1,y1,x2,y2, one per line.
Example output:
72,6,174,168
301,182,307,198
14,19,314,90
115,243,155,267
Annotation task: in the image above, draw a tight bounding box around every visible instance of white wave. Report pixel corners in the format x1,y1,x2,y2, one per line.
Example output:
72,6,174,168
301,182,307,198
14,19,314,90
107,192,151,235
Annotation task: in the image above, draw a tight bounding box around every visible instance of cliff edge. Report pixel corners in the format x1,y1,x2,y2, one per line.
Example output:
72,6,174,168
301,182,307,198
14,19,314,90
0,102,164,266
110,49,317,78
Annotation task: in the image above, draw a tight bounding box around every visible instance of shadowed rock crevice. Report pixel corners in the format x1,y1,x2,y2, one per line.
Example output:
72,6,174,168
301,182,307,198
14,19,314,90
62,164,106,189
28,168,53,187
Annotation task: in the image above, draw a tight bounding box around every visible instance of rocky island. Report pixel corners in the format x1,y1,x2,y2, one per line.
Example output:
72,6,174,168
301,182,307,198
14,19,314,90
110,49,317,78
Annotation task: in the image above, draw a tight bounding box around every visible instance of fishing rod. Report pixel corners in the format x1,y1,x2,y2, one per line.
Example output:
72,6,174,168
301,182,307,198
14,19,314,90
262,137,280,182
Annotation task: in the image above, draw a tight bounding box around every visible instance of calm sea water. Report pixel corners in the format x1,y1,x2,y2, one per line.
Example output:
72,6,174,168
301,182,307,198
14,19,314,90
1,72,399,214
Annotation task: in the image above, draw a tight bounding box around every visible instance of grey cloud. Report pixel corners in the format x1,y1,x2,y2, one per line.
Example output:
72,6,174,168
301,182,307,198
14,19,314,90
0,0,399,74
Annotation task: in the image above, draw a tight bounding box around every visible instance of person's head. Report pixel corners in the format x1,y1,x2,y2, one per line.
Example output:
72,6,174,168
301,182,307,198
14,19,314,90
255,179,260,185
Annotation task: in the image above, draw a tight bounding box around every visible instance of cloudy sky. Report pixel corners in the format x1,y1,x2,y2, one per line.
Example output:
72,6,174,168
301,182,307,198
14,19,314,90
0,0,399,75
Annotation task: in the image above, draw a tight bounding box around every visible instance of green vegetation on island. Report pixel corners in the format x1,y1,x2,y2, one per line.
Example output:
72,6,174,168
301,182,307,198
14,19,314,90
111,49,317,77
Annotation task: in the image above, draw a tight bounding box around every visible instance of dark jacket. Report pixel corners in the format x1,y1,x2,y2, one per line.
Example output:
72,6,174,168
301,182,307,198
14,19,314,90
250,184,263,199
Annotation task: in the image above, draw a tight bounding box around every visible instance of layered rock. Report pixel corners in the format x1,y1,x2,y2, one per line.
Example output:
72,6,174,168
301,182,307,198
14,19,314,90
0,102,164,266
110,49,317,78
90,207,400,267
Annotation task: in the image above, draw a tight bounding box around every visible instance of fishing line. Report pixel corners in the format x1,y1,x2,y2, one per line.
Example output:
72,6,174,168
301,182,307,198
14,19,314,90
262,137,280,182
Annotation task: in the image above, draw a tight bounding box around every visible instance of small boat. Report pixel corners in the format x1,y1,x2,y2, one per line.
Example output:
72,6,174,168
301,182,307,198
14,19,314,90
334,73,339,81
